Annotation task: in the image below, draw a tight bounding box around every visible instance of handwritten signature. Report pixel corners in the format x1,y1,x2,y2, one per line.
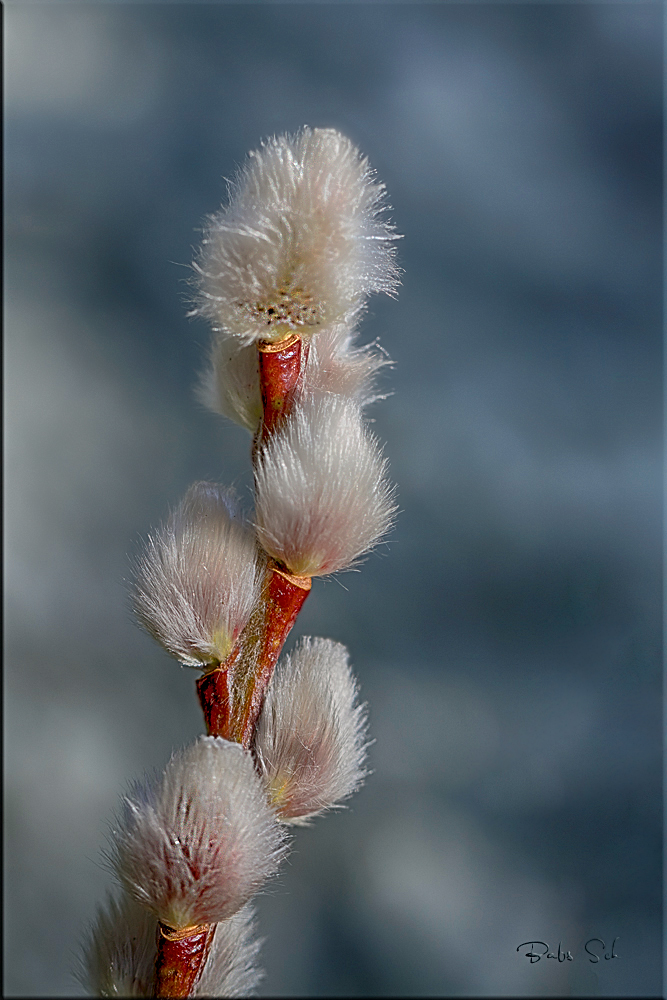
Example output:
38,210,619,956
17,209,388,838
517,938,619,964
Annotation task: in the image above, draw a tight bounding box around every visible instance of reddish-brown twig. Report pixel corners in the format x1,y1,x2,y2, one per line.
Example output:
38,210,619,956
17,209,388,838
157,333,311,996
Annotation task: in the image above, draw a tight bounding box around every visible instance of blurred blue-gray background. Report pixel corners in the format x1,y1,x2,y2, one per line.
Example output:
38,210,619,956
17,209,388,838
5,2,662,996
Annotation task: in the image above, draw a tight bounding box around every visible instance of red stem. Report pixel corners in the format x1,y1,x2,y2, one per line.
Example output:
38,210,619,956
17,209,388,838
154,922,215,998
234,563,311,748
196,568,311,747
195,641,246,740
182,332,312,995
257,332,306,438
196,666,232,739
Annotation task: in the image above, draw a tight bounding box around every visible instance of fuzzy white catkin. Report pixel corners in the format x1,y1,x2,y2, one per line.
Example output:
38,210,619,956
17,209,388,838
197,336,264,433
191,127,400,345
301,321,390,408
109,737,288,930
78,895,263,998
77,892,157,997
254,637,368,824
254,392,396,576
134,482,263,666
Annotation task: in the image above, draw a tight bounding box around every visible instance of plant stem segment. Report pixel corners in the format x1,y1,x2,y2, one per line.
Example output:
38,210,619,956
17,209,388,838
236,563,311,748
196,563,311,748
199,332,313,748
196,663,233,740
154,922,215,999
172,334,312,997
257,331,306,438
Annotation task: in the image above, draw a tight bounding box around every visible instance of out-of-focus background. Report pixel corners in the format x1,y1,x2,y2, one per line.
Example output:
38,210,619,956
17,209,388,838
4,3,662,996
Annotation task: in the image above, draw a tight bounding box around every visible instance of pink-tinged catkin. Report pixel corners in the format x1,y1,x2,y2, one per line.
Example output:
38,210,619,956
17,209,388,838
108,737,288,930
254,637,369,824
254,392,397,576
133,482,263,667
191,127,400,347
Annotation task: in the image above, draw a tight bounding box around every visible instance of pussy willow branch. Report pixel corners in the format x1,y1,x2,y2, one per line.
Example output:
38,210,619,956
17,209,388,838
196,337,313,749
80,127,399,1000
156,334,310,996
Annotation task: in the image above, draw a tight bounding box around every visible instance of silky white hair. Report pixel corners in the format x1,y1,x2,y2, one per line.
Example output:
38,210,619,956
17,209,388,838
254,637,368,824
254,393,396,576
196,904,263,998
77,892,157,997
78,894,263,998
301,321,391,408
190,127,400,345
108,737,288,930
197,336,263,433
133,482,263,666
